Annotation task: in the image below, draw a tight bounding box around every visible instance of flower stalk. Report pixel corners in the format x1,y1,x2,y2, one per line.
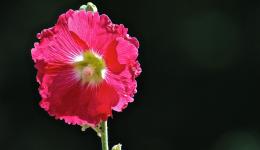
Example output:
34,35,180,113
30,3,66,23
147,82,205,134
100,121,109,150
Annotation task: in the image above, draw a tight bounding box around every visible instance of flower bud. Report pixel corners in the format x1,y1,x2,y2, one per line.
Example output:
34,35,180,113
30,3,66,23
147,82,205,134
80,2,98,12
112,143,122,150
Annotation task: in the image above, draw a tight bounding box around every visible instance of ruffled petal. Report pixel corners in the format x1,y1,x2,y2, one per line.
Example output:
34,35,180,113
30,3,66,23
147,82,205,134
32,10,88,64
104,40,125,74
39,64,119,125
108,61,141,112
104,36,140,111
103,37,139,75
115,37,138,64
68,11,128,55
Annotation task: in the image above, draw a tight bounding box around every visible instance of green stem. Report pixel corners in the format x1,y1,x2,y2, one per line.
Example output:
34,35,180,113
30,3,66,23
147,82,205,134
101,121,109,150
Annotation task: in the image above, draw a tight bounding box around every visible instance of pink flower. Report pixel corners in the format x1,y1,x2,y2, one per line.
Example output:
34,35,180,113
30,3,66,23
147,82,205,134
31,10,141,126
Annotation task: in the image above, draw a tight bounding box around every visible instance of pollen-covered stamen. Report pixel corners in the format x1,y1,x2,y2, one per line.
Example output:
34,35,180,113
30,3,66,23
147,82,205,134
74,51,106,85
83,66,94,77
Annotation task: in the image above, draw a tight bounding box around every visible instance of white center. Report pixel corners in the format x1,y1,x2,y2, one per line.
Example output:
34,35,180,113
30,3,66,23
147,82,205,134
74,55,84,62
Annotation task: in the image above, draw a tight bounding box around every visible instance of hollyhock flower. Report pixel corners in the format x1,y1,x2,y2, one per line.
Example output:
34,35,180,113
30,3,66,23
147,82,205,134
31,9,141,127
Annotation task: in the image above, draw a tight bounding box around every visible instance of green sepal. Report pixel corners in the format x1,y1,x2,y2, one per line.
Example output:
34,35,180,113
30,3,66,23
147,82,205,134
81,124,102,137
81,125,90,131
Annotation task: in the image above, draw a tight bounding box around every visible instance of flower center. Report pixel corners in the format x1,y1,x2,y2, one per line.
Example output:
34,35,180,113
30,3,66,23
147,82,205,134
74,51,106,85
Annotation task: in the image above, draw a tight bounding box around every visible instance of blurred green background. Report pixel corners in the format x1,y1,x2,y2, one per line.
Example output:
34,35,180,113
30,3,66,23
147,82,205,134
0,0,260,150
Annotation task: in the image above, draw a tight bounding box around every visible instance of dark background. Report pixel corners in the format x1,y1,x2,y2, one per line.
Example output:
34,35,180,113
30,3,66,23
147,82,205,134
1,0,260,150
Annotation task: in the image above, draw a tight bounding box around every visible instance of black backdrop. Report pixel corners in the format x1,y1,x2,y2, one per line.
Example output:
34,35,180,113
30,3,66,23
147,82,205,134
1,0,260,150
